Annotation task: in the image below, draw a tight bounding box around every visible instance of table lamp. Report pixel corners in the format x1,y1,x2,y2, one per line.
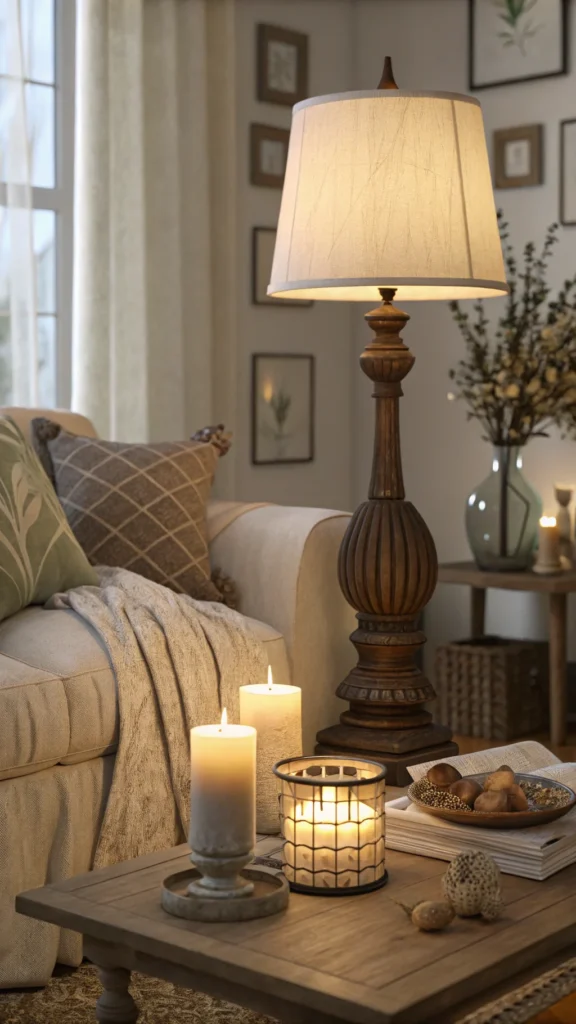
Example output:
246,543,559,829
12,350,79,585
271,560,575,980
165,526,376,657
268,58,508,785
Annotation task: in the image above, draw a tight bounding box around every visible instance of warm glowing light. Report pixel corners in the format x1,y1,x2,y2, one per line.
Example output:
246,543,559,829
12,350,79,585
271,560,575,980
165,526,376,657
220,707,228,730
262,379,274,403
295,792,373,826
267,665,273,690
540,516,557,528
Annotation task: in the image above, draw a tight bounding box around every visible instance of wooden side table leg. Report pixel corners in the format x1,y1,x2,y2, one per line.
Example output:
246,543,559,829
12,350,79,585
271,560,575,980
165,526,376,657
549,592,567,748
95,965,139,1024
471,587,486,638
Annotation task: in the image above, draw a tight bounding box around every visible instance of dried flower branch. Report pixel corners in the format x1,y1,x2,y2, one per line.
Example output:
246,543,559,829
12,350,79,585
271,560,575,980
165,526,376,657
449,212,576,447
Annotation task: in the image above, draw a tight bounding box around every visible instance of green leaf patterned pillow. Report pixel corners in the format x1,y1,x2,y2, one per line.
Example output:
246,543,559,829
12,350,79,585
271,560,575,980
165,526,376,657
0,417,98,622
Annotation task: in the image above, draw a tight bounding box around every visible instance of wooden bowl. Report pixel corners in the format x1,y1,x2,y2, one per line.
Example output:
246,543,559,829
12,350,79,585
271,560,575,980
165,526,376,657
407,772,576,829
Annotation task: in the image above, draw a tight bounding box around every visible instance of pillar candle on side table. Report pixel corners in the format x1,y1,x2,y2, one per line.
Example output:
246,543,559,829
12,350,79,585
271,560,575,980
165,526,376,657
534,516,561,575
240,666,302,833
189,708,256,897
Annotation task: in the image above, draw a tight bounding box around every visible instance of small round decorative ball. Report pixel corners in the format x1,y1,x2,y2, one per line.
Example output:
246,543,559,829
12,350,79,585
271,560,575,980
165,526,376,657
507,783,529,812
411,901,454,932
484,769,515,792
449,779,482,807
427,764,462,790
442,851,503,921
474,790,508,813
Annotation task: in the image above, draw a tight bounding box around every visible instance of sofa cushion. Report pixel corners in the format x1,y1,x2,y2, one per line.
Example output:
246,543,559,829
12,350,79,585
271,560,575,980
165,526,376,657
0,607,290,781
0,418,99,625
32,421,224,602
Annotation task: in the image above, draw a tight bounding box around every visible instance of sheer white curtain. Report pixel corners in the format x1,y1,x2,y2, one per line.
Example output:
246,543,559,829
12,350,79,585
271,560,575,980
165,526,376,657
0,0,38,406
73,0,236,444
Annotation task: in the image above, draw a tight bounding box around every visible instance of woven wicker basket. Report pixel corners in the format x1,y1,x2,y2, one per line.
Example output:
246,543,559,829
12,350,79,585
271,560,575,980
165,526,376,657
435,636,549,740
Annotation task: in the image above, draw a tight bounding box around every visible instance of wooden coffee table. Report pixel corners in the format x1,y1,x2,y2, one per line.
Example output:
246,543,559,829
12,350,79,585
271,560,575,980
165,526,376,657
16,832,576,1024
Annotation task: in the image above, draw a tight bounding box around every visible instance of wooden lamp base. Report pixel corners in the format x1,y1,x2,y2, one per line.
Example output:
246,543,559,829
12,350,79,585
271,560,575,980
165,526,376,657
315,290,458,786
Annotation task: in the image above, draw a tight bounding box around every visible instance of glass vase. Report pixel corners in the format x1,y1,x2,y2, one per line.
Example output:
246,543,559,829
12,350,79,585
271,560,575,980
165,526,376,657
465,447,542,572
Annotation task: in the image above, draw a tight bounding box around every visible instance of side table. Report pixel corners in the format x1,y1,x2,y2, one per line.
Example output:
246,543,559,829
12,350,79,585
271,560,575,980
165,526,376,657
438,562,576,747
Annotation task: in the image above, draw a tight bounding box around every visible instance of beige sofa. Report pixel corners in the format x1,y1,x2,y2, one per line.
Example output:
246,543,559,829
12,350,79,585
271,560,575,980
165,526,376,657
0,407,355,988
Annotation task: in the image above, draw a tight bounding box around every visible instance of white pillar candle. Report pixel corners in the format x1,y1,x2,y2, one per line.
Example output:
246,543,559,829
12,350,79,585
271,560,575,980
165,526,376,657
239,666,302,834
534,516,562,574
189,709,256,859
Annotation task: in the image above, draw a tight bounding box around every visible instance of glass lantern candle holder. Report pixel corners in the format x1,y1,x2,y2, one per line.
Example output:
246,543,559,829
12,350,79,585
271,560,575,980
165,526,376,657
273,755,386,895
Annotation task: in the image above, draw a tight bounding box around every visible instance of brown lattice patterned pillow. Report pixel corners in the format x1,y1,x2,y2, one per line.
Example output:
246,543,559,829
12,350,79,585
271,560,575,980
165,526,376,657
32,419,225,601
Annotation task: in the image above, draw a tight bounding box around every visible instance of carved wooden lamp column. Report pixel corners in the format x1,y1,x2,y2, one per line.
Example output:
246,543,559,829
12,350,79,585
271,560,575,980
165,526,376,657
268,59,508,784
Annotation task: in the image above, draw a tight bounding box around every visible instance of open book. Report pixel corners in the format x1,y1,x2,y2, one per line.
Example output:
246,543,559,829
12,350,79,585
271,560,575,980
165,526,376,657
386,742,576,880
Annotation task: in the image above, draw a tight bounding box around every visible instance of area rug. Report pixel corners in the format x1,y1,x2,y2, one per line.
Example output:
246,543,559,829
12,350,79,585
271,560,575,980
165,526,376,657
0,963,276,1023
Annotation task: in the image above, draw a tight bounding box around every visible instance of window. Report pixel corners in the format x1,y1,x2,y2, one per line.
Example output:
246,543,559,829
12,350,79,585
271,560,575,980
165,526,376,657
0,0,75,407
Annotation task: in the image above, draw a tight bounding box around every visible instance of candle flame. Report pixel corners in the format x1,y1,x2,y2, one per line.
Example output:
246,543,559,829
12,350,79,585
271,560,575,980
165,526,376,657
262,379,274,404
220,707,228,731
540,516,557,528
267,665,273,691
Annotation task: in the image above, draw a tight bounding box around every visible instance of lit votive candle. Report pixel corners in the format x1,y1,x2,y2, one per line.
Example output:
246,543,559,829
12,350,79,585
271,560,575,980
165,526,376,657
274,757,386,895
534,516,562,575
240,666,302,833
189,709,256,897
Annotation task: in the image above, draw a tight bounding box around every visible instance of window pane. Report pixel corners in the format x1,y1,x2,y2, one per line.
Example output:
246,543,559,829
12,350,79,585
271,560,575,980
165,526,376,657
0,0,54,83
26,82,54,187
34,208,55,313
37,313,56,405
0,315,10,403
22,0,54,84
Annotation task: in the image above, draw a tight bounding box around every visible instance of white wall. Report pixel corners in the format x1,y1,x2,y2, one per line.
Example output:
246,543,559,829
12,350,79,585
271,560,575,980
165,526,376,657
233,0,356,511
354,0,576,671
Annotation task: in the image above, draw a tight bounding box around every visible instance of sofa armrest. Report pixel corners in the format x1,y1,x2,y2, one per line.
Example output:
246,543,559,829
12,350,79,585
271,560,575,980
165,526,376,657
209,504,356,752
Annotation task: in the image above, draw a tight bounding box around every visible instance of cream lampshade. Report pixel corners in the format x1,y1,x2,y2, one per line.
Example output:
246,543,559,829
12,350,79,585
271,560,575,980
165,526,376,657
269,90,507,303
268,60,508,785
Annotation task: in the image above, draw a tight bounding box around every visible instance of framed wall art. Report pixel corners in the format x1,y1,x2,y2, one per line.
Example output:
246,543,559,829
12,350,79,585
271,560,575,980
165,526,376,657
252,228,313,307
257,24,308,106
493,124,543,188
250,124,290,189
251,354,315,465
469,0,568,90
561,119,576,226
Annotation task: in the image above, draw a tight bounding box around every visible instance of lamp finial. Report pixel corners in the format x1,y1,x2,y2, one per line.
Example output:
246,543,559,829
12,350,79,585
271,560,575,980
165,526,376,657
377,55,398,90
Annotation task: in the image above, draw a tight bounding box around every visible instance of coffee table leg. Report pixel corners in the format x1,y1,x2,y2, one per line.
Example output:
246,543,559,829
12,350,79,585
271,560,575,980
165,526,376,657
95,965,139,1023
549,592,567,748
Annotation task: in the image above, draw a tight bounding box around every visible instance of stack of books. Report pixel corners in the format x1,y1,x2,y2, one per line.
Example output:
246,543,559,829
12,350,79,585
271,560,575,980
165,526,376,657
386,741,576,880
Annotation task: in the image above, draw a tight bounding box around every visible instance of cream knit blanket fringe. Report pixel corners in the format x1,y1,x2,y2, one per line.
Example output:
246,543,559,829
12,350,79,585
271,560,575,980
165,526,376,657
48,567,268,869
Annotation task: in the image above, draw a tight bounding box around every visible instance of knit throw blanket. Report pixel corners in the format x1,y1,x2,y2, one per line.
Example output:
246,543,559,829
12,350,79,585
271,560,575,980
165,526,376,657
47,567,267,869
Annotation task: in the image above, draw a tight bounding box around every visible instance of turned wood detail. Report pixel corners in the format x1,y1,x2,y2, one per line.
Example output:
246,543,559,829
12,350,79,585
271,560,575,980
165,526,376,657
95,966,139,1024
336,291,439,723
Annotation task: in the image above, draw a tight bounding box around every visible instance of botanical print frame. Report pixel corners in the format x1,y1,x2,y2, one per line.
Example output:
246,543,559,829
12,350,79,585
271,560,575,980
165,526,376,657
493,124,543,188
469,0,568,90
256,24,308,106
251,354,315,466
250,124,290,189
560,119,576,226
252,228,313,307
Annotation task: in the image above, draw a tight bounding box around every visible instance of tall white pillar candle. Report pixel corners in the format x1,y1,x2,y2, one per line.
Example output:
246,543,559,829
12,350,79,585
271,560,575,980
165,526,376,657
190,709,256,860
240,667,302,833
534,516,561,575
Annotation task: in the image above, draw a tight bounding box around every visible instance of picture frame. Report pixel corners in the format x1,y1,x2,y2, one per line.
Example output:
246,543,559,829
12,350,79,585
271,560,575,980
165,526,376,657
251,353,315,466
250,124,290,189
469,0,568,91
560,119,576,226
493,124,543,189
257,23,308,106
252,228,313,307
